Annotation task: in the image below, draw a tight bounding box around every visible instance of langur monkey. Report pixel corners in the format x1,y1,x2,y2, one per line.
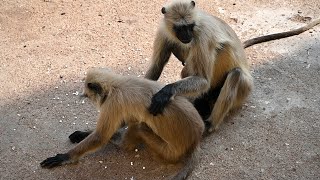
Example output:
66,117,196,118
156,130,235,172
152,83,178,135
146,0,320,132
41,67,204,180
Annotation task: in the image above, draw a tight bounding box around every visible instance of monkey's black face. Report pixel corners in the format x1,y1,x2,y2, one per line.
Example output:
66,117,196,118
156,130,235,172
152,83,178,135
173,23,195,44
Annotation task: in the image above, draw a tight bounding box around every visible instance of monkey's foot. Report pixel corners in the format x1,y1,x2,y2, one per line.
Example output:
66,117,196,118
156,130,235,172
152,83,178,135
69,131,91,143
110,131,123,146
109,126,128,146
203,120,218,135
40,153,70,168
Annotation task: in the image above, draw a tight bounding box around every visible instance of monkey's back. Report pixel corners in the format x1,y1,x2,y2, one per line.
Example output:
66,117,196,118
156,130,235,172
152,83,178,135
194,10,249,87
117,77,204,152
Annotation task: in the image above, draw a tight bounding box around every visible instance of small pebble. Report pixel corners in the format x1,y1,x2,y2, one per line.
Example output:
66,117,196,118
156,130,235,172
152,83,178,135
218,7,225,13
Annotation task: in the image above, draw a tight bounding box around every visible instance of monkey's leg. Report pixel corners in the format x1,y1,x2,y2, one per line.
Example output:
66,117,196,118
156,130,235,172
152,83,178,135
120,123,143,151
138,123,181,163
69,131,92,143
138,124,196,180
208,68,252,132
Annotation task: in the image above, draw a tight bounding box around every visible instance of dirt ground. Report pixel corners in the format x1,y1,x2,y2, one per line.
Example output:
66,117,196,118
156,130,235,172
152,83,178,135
0,0,319,179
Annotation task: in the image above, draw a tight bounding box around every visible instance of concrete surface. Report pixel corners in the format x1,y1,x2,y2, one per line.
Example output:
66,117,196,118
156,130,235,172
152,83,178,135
0,0,319,179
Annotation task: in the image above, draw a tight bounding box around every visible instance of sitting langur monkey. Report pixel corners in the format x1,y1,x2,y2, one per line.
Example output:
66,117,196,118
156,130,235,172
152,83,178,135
146,0,320,132
41,68,204,180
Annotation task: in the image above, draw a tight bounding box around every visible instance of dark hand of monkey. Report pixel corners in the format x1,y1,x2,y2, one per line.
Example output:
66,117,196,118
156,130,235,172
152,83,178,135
69,131,91,143
40,153,70,168
149,85,174,116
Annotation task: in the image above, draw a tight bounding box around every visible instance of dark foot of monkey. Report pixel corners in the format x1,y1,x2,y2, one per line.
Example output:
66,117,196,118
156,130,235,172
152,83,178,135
149,84,174,115
40,153,70,168
206,121,221,134
110,126,127,146
202,120,215,136
69,131,91,143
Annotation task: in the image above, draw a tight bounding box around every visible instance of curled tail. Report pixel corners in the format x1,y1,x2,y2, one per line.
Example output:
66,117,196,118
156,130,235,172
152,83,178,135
243,18,320,48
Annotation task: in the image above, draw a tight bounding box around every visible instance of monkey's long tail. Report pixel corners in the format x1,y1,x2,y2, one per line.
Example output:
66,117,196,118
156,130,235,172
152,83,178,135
171,146,200,180
243,18,320,48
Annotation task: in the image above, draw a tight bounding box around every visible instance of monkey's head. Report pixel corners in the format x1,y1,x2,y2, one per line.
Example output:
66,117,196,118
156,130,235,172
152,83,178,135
82,68,114,107
162,0,196,44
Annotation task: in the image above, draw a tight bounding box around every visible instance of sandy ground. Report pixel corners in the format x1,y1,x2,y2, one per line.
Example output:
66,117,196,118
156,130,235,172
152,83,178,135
0,0,319,179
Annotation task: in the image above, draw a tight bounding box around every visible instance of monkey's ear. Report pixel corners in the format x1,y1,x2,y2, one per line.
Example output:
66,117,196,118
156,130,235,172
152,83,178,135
161,7,166,14
87,83,103,95
191,1,195,8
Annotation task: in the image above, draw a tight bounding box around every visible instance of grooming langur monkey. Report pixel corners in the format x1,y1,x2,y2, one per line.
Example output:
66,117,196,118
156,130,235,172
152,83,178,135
146,0,320,132
41,68,204,180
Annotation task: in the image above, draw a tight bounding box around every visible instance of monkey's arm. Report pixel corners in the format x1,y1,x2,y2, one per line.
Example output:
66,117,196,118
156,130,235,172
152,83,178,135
145,32,172,80
148,76,209,115
149,44,213,115
40,107,122,168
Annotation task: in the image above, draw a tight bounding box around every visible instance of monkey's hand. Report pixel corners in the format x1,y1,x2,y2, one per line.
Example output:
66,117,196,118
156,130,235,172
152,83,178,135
149,85,174,116
69,131,91,143
40,153,70,168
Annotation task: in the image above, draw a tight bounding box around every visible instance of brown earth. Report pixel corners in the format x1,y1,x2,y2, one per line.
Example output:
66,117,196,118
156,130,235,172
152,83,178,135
0,0,319,180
